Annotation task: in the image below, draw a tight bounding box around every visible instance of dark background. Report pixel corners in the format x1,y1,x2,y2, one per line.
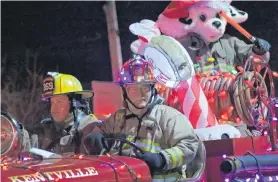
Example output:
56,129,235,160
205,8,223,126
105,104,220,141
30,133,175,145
2,1,278,92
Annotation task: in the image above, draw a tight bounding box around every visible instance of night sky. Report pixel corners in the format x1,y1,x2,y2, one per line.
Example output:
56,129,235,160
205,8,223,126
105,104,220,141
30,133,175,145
2,1,278,91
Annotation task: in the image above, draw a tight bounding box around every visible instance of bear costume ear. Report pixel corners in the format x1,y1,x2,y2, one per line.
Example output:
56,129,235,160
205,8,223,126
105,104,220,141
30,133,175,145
156,14,191,38
228,5,248,23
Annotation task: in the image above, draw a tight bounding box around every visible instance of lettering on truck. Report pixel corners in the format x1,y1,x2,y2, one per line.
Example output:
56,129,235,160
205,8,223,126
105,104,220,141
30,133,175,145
8,167,98,182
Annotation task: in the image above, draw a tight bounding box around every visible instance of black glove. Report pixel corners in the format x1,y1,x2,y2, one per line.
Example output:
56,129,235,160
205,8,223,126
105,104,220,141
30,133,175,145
84,132,105,155
137,152,166,173
252,38,271,55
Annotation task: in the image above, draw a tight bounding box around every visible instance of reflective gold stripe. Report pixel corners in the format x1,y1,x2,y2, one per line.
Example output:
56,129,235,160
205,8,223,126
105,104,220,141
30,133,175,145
136,139,161,152
201,63,235,74
89,114,98,119
219,63,233,72
122,136,135,149
152,172,180,181
174,147,183,167
123,136,161,152
201,64,216,74
165,147,183,168
201,64,214,72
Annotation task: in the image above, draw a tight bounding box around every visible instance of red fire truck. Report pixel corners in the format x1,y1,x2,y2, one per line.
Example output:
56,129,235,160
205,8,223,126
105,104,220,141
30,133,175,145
1,110,278,182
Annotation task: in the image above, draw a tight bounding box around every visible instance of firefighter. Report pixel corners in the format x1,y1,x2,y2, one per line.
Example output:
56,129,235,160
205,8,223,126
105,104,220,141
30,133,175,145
85,56,201,181
32,72,100,155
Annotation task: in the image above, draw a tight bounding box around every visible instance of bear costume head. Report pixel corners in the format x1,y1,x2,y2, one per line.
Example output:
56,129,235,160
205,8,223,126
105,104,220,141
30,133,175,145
157,0,248,43
130,0,249,54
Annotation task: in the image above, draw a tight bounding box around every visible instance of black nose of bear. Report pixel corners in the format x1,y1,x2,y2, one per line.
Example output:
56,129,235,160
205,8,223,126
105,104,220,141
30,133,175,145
212,21,221,29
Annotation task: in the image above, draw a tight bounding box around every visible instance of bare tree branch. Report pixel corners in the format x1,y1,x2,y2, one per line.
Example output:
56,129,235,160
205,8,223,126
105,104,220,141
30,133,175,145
1,50,49,129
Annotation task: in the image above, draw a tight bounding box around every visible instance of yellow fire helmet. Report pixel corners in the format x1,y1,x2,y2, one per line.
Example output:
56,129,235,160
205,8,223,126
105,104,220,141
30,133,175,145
42,72,94,101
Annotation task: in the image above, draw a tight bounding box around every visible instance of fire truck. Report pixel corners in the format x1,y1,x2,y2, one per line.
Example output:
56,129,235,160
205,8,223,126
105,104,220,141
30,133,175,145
1,106,278,182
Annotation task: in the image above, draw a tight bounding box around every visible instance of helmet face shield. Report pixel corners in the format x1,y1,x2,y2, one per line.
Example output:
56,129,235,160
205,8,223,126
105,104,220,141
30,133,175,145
124,83,153,110
125,84,152,98
115,57,156,86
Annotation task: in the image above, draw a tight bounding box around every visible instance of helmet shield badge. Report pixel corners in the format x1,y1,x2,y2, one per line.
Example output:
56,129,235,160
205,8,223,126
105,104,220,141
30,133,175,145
42,76,55,100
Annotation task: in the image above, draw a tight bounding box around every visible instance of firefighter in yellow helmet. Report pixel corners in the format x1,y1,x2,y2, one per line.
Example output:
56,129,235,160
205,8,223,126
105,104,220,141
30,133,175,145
85,56,203,181
32,72,100,154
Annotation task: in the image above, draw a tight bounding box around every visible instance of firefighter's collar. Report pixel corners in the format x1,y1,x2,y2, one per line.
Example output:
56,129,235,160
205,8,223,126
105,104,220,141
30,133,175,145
53,114,74,131
125,107,149,118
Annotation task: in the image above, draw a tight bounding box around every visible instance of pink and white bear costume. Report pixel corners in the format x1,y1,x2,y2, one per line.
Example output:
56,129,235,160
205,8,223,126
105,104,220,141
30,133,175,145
129,0,270,139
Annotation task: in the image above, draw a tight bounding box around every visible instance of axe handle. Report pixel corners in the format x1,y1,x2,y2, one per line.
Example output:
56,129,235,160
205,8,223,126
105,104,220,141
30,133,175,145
219,11,257,43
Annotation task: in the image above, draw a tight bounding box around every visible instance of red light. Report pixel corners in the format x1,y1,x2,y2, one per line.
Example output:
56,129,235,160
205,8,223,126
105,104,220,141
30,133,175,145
273,71,278,78
250,98,258,104
221,114,229,121
244,80,254,88
208,98,215,104
208,90,215,96
228,106,234,113
259,119,266,124
78,155,84,159
218,91,227,97
120,165,125,169
231,75,236,80
236,66,244,72
223,72,231,78
253,58,261,63
256,65,262,72
137,174,142,178
2,166,8,170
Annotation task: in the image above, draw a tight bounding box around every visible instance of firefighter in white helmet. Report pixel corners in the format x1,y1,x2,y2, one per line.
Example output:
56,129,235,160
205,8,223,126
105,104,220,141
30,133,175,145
32,72,100,154
85,56,202,181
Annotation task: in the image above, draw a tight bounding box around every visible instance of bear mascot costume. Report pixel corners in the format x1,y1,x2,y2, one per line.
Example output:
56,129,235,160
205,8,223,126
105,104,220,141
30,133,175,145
129,0,271,139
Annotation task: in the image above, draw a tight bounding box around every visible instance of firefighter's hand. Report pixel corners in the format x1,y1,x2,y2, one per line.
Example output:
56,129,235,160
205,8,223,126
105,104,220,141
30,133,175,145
137,152,166,173
84,132,104,155
252,38,271,55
